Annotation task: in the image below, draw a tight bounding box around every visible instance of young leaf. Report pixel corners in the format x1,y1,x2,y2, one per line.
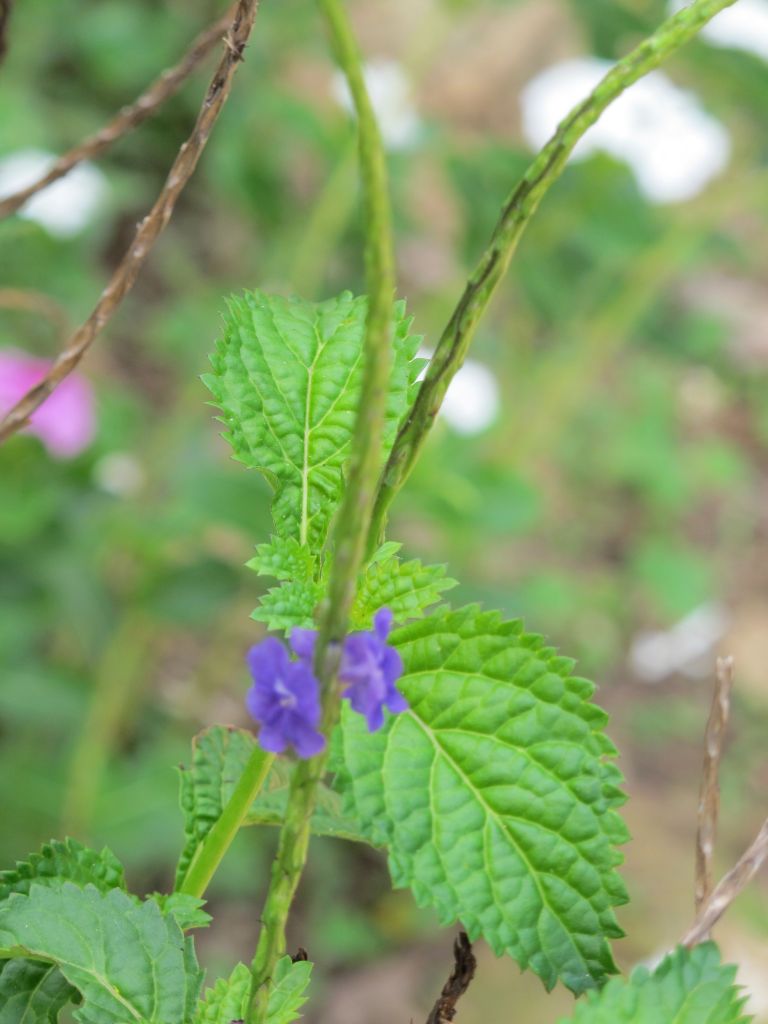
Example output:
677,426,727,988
176,725,372,887
251,579,321,633
247,536,316,583
351,554,457,629
0,958,73,1024
0,884,202,1024
151,893,212,932
205,290,422,551
195,957,311,1024
0,839,125,901
333,606,628,995
558,943,750,1023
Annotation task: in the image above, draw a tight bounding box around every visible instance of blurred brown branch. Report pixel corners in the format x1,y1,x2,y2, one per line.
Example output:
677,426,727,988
0,288,70,339
0,9,232,221
0,0,260,447
683,816,768,947
694,655,734,921
0,0,12,64
425,933,477,1024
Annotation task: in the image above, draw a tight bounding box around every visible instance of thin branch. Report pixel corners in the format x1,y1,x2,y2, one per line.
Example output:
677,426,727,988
364,0,738,555
695,655,734,919
0,10,232,221
246,0,395,1020
0,288,70,339
0,0,260,448
426,933,477,1024
0,0,12,64
683,817,768,947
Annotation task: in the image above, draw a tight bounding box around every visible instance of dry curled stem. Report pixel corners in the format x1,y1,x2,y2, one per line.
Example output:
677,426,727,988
694,655,734,919
0,0,259,447
425,933,477,1024
0,10,232,221
683,816,768,947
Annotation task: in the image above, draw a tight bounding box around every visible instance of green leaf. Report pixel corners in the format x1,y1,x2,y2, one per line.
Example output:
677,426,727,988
247,536,316,583
150,893,211,932
351,553,457,628
0,884,202,1024
558,943,750,1023
333,606,628,995
196,957,311,1024
205,291,422,551
176,726,372,887
251,579,321,633
0,839,125,901
0,958,73,1024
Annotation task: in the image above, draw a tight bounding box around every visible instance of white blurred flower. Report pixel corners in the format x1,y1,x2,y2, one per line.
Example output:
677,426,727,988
669,0,768,61
418,349,500,435
629,603,729,682
520,58,730,203
0,149,108,237
93,452,145,498
332,59,421,151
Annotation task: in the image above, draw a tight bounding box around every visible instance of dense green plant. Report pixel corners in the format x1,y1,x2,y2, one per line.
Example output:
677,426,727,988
0,0,761,1023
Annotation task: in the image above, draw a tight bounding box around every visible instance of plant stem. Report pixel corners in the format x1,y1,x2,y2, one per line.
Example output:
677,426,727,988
246,0,394,1019
178,747,275,900
365,0,738,556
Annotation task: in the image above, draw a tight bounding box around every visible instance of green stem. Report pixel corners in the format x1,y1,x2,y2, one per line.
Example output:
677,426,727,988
364,0,738,556
177,747,275,899
246,1,394,1020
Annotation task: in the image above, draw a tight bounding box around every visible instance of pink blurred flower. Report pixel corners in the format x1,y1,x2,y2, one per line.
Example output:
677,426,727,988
0,349,95,458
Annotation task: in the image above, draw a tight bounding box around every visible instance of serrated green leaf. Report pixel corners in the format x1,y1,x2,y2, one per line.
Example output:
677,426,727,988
0,885,202,1024
351,555,457,629
248,536,316,583
176,726,372,888
150,893,211,932
0,958,73,1024
205,291,422,550
251,579,321,633
333,605,628,995
558,943,751,1023
0,840,125,901
195,957,311,1024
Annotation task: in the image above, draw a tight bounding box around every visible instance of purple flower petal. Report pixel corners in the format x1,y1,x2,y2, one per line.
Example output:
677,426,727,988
290,627,317,662
339,606,407,732
0,349,95,458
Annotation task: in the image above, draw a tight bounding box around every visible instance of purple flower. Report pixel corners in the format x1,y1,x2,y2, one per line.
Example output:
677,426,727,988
339,608,407,732
246,638,325,758
292,609,408,731
0,349,95,458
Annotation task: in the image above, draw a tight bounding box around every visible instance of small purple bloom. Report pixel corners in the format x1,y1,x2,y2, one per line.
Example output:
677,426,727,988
339,608,408,732
246,637,325,758
0,349,95,458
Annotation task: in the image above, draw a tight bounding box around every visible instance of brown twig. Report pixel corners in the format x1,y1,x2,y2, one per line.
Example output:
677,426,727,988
694,655,734,920
425,933,477,1024
0,288,70,339
0,10,232,221
0,0,12,64
683,816,768,948
0,0,259,446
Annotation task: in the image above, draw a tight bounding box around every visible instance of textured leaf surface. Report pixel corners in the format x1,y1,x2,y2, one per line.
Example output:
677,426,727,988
333,606,628,994
247,536,315,583
0,840,125,901
251,579,321,633
151,893,211,932
351,551,457,629
206,291,422,550
558,944,750,1023
196,957,311,1024
0,959,73,1024
0,884,202,1024
0,840,127,1021
176,726,371,886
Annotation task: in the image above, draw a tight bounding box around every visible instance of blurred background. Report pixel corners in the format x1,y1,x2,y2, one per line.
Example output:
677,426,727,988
1,0,768,1019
